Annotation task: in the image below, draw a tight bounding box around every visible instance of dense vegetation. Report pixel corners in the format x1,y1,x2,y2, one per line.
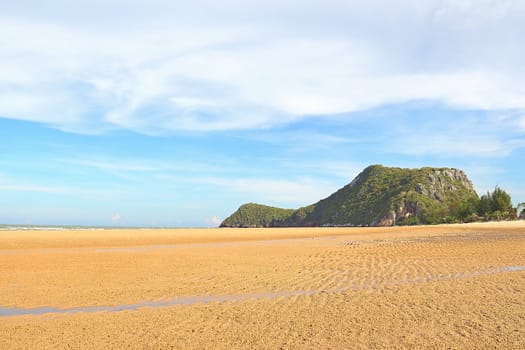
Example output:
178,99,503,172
458,186,516,222
300,165,479,226
220,203,295,227
221,165,518,227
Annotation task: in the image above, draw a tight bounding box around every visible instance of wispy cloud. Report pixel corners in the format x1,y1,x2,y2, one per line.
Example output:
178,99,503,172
519,116,525,130
188,176,339,206
58,157,237,175
0,184,66,194
154,172,340,207
243,130,355,150
363,107,525,157
62,159,163,172
1,1,524,134
392,134,523,157
0,173,125,201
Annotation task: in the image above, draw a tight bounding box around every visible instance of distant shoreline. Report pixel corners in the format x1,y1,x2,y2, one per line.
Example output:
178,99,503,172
1,220,523,232
0,224,209,231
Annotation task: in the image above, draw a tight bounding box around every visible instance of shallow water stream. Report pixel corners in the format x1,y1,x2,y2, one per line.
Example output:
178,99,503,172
2,265,523,317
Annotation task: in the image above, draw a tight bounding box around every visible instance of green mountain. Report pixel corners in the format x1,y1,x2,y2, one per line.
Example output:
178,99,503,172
220,165,480,227
219,203,295,228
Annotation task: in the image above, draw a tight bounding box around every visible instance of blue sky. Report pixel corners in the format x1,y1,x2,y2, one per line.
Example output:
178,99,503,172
0,1,524,226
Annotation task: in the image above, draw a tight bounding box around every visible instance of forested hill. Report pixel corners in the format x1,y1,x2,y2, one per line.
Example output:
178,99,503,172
221,165,485,227
219,203,295,228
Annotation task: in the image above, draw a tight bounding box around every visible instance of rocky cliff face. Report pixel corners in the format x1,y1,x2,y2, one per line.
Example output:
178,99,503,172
375,168,477,226
221,165,479,227
416,169,472,200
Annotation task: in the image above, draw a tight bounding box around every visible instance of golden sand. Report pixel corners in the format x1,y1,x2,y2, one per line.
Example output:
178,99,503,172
1,222,524,349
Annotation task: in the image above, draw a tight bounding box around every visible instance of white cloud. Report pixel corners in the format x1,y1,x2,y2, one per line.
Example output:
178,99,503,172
1,1,525,133
205,215,221,227
111,213,122,223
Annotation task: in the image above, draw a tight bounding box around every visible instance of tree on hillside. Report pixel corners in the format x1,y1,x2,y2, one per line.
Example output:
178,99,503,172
477,193,492,216
491,186,512,212
458,197,479,221
476,186,514,220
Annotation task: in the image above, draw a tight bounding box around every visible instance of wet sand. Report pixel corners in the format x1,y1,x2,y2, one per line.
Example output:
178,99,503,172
1,222,524,349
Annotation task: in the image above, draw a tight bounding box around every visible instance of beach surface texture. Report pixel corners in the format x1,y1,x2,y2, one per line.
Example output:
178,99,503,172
1,222,524,349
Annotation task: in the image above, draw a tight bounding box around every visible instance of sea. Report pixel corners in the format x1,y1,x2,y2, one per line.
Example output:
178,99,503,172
0,224,181,231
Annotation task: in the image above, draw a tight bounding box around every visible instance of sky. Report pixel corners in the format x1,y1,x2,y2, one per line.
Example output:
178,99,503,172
0,0,524,227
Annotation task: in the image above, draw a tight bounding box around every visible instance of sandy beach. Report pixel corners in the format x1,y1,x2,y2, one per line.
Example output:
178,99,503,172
1,222,524,349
